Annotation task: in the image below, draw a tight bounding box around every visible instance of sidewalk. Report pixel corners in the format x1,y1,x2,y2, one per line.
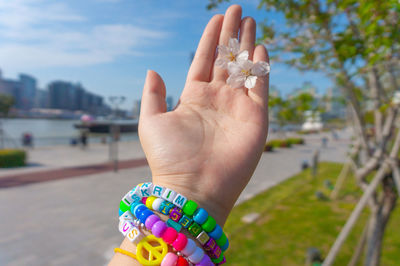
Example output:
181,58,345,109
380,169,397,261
0,132,350,266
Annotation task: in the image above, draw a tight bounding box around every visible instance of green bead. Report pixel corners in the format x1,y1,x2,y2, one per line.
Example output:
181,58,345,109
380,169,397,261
188,222,202,237
119,200,130,212
166,218,182,232
202,216,216,233
182,200,198,216
211,254,224,264
216,232,227,247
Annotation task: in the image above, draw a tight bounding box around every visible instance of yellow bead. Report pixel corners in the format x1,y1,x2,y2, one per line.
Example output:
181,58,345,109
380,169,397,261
146,196,157,210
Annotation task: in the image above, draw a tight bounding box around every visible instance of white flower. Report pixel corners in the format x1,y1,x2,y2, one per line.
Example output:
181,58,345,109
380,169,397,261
227,60,270,89
215,38,249,68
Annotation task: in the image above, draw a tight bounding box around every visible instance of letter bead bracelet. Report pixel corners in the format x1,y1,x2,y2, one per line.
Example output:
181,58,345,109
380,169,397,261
118,182,228,265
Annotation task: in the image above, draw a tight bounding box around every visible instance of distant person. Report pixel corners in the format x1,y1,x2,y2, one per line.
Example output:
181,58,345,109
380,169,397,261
110,5,270,265
80,131,88,149
21,132,33,148
322,136,328,148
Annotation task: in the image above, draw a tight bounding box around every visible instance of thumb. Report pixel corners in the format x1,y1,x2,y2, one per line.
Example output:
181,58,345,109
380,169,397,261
140,70,167,117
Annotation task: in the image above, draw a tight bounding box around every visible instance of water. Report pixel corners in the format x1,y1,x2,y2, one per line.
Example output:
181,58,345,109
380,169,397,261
0,118,138,147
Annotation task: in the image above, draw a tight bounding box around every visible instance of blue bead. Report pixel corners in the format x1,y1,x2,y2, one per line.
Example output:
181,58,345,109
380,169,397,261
209,224,222,240
119,209,124,216
139,209,153,224
133,204,147,218
193,208,208,225
160,201,174,215
220,237,229,251
130,201,140,213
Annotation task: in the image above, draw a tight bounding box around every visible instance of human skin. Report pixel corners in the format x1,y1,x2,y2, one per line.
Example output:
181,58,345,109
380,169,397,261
110,4,269,265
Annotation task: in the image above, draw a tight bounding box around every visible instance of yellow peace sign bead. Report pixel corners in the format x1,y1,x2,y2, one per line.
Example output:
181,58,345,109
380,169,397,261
136,235,168,265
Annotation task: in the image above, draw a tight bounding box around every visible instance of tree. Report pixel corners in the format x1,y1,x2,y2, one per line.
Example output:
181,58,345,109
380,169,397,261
208,1,400,265
0,94,14,117
269,91,322,130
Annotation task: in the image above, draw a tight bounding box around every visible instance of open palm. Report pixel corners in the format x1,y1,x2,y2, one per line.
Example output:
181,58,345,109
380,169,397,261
138,5,269,225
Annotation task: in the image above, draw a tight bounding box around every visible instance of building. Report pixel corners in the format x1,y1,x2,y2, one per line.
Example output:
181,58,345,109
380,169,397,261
48,80,107,115
0,70,37,110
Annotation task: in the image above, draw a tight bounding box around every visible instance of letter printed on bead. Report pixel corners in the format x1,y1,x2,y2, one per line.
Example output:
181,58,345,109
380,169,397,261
119,211,134,222
127,227,142,243
152,185,164,197
196,231,210,245
178,215,193,228
161,188,177,202
169,207,183,222
172,194,188,209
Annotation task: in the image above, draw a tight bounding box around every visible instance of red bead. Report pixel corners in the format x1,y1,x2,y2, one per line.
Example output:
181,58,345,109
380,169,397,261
172,233,188,251
176,256,189,266
162,227,178,244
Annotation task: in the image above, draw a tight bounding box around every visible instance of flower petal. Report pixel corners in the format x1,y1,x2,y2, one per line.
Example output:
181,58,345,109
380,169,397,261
245,75,258,89
227,61,242,75
217,45,230,57
236,50,249,62
227,72,246,88
242,60,254,71
251,61,270,76
229,38,240,54
215,58,228,68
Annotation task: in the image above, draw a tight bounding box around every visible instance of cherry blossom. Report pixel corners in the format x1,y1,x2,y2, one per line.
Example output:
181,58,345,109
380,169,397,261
215,38,249,68
227,59,270,89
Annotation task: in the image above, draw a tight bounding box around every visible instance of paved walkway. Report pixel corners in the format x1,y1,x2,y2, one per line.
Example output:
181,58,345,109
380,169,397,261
0,130,351,266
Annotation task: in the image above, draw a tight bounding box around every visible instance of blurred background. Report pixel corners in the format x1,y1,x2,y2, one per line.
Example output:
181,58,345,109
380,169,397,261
0,0,398,265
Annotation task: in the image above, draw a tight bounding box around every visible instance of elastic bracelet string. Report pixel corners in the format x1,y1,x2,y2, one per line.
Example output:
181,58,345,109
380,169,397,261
114,247,137,260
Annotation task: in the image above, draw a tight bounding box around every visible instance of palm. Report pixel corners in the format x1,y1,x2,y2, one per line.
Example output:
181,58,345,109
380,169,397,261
138,6,269,224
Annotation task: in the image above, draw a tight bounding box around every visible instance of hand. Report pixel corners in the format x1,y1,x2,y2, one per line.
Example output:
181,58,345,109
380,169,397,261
138,5,269,225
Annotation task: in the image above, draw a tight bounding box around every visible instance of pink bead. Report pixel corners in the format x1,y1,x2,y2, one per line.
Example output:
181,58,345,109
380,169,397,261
141,197,148,204
161,252,178,266
172,233,188,251
195,255,213,266
162,227,178,244
145,214,160,230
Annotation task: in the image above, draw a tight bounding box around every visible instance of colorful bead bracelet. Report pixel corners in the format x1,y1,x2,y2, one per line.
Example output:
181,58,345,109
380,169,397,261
119,183,229,253
119,206,216,265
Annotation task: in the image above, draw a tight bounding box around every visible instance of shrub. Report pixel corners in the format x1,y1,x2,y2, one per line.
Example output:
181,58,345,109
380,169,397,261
0,149,26,168
287,137,305,145
264,143,274,152
267,139,292,148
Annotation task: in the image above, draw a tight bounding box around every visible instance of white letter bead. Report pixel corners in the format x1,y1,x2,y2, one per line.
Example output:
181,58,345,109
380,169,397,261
122,191,134,206
172,194,188,209
126,227,143,243
152,185,165,197
119,211,134,222
139,183,153,198
162,188,177,202
119,221,135,236
152,198,164,212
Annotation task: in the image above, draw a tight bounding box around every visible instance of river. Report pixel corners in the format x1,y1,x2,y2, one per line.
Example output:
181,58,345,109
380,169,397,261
0,118,138,147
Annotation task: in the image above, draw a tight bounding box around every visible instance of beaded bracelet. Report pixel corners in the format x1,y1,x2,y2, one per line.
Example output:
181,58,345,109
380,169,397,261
119,206,215,265
120,183,229,253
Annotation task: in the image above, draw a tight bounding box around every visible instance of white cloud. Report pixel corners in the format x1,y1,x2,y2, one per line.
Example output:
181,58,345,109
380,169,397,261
0,0,168,69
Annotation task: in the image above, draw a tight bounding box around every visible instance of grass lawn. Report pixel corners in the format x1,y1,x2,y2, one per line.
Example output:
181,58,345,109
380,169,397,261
224,162,400,265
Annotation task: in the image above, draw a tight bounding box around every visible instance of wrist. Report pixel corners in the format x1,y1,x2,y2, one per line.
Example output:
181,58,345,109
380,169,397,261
152,174,231,226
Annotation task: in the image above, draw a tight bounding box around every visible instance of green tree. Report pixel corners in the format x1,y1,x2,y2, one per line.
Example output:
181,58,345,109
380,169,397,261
0,94,14,117
208,1,400,265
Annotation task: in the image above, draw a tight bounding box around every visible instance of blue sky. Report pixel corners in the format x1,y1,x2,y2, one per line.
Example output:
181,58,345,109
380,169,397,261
0,0,333,109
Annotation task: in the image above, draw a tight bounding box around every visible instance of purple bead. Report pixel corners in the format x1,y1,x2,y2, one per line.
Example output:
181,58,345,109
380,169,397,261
145,214,160,230
210,245,222,259
204,238,216,252
169,207,183,222
195,254,213,266
152,220,167,238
